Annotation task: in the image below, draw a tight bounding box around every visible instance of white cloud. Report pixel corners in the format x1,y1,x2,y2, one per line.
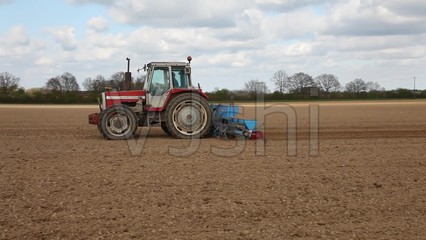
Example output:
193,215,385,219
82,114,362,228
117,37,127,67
108,0,241,28
262,8,325,40
77,31,126,61
0,26,36,57
256,0,338,11
1,0,426,91
382,0,426,17
35,57,54,66
48,26,78,51
7,26,29,44
207,52,254,68
286,42,314,56
87,16,109,32
323,0,426,36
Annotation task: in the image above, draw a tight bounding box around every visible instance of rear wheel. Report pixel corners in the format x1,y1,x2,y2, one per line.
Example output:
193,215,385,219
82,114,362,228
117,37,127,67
165,93,212,139
100,105,138,140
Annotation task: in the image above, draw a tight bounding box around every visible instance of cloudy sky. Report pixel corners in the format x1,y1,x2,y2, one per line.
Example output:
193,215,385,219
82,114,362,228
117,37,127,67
1,0,425,91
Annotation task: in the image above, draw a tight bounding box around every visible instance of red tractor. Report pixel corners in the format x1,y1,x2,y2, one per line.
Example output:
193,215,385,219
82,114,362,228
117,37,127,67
89,57,263,140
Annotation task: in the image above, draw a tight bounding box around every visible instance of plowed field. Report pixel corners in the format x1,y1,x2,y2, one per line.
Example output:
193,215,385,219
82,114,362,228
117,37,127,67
1,101,425,239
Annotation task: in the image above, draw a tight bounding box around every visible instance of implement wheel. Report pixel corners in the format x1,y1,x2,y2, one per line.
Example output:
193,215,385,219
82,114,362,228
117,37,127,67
165,93,212,139
100,104,138,140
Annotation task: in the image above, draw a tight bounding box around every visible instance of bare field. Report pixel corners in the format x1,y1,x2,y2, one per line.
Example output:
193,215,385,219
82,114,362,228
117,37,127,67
1,101,425,239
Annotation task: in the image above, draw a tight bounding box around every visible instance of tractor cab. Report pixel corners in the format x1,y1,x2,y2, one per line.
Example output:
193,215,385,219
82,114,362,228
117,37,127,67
144,62,191,94
143,59,195,110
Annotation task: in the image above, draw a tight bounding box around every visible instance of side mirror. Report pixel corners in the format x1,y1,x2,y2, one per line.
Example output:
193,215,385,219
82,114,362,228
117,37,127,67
184,66,191,75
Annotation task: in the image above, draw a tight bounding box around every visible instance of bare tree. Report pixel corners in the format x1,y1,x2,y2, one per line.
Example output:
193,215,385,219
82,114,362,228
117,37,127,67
61,72,79,91
0,72,20,94
244,79,269,98
109,72,125,90
46,77,63,92
366,81,385,92
271,70,288,93
46,72,80,92
133,75,146,89
288,72,316,93
315,74,341,94
83,75,107,92
345,79,367,93
83,78,92,91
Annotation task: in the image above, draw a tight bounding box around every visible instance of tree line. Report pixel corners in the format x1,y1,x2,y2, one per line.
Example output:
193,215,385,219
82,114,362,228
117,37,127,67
207,70,425,101
247,71,385,95
0,70,424,103
0,71,144,103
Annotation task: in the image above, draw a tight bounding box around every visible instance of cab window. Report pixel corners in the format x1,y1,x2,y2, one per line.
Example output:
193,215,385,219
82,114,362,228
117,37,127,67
171,68,189,88
150,67,170,95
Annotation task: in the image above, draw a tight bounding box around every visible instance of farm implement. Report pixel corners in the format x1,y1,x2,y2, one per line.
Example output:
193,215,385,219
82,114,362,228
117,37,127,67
88,57,263,140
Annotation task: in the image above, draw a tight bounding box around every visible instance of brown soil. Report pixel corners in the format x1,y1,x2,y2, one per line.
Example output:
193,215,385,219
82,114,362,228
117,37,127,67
1,101,425,239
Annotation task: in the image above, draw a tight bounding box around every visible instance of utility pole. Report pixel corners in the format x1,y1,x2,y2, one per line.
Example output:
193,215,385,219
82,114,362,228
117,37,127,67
413,77,416,90
413,76,416,99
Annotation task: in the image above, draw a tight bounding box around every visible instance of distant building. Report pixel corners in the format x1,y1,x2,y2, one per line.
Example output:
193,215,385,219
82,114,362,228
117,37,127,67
25,88,44,96
302,87,319,98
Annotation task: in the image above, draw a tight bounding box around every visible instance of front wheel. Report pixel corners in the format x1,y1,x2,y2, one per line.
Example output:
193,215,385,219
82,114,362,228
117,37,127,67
165,93,212,139
100,105,138,140
161,122,172,136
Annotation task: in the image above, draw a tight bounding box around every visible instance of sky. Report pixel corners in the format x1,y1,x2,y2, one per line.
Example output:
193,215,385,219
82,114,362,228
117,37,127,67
1,0,426,92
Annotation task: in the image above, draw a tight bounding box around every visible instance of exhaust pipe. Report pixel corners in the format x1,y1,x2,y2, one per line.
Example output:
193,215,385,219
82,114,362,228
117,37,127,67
124,58,132,90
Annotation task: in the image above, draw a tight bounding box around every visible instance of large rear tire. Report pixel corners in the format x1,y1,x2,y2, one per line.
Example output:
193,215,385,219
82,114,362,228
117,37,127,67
100,105,138,140
165,93,212,139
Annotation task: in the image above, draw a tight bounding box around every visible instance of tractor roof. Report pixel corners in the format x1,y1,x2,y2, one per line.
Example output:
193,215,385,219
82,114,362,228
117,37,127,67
147,62,190,68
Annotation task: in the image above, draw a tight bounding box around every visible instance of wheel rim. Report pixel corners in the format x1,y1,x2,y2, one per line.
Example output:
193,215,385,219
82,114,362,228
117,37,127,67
172,100,208,136
106,112,132,137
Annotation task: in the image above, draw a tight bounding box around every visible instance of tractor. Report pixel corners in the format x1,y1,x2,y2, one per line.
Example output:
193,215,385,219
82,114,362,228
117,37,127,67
88,56,263,140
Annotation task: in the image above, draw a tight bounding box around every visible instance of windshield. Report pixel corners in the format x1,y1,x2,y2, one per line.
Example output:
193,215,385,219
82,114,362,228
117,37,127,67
149,67,170,95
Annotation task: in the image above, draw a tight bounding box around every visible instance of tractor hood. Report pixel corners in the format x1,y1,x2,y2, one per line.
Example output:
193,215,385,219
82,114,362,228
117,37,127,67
103,90,146,109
